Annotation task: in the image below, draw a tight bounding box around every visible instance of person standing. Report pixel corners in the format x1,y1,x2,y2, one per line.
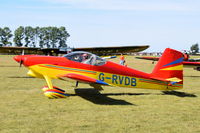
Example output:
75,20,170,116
119,53,125,65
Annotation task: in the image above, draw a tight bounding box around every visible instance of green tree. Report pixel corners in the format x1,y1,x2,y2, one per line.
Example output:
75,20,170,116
58,26,70,48
24,26,35,47
39,26,70,48
13,26,24,47
0,27,13,46
190,43,199,54
13,26,70,48
34,26,40,47
38,27,45,48
0,28,4,46
50,27,59,48
43,27,51,48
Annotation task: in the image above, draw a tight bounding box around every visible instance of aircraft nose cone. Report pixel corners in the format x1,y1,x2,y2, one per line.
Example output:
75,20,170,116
13,55,22,63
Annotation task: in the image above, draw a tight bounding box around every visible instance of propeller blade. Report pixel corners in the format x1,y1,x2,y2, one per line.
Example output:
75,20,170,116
19,50,25,67
19,60,23,67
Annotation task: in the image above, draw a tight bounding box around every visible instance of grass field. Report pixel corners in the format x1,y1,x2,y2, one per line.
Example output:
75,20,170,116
1,55,200,133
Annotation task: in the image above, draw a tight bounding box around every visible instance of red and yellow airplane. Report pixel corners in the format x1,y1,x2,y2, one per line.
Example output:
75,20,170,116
14,48,184,98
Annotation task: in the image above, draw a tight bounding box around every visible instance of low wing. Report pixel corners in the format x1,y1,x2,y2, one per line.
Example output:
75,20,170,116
136,56,200,63
183,61,200,71
188,58,200,62
183,61,200,66
59,73,109,85
135,56,159,61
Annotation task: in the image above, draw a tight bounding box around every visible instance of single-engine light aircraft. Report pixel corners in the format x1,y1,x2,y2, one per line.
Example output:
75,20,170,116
14,48,184,98
136,54,200,71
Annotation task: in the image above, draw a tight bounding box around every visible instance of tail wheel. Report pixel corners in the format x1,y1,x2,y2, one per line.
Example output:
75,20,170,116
41,86,69,99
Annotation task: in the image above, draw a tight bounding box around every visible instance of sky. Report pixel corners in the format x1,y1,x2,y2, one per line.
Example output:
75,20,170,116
0,0,200,52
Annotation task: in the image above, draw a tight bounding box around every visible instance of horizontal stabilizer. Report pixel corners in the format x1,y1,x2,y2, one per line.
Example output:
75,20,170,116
166,77,182,82
151,76,182,82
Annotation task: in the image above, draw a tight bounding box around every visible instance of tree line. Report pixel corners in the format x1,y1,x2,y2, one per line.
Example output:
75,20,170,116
0,26,70,48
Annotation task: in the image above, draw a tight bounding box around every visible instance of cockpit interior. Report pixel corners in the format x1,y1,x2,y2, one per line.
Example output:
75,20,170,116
63,51,106,66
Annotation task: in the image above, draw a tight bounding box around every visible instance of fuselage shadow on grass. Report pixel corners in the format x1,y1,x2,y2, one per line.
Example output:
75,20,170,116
73,88,137,105
8,76,34,78
0,65,19,67
184,75,200,78
72,88,197,105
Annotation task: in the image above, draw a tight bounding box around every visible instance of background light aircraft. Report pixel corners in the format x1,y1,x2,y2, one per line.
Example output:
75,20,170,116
14,48,184,98
0,45,149,55
136,54,200,71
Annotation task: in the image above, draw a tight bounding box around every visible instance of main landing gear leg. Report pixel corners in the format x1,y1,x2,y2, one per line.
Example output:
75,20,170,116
44,75,53,90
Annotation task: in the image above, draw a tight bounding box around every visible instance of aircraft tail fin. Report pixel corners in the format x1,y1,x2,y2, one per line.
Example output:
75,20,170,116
150,48,183,86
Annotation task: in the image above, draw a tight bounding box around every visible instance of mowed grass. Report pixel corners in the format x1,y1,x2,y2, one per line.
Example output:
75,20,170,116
1,55,200,133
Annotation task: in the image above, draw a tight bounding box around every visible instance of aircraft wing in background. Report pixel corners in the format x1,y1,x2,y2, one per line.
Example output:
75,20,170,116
183,61,200,71
135,56,200,71
73,45,149,55
135,56,159,61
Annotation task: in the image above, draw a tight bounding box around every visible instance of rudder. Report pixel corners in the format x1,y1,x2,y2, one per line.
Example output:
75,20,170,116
151,48,183,85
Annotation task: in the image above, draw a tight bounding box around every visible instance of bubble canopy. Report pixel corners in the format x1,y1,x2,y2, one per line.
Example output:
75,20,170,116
63,51,106,66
